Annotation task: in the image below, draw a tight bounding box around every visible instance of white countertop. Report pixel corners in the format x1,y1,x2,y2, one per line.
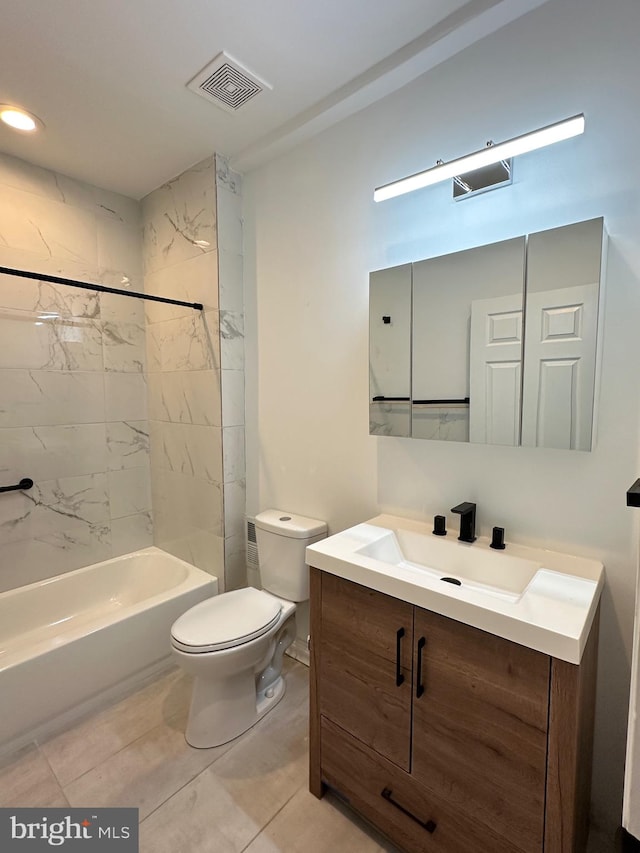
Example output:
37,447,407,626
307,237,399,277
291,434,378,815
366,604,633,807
306,514,604,664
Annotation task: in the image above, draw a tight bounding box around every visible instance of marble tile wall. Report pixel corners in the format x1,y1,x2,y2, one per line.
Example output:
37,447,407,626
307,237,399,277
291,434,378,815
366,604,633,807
0,153,151,592
369,404,470,441
369,402,411,438
216,155,246,591
0,151,246,594
142,157,226,586
411,407,470,442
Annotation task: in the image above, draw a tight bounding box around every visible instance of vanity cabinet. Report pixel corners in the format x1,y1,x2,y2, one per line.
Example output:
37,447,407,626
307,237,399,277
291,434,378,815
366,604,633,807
316,570,413,770
309,568,599,853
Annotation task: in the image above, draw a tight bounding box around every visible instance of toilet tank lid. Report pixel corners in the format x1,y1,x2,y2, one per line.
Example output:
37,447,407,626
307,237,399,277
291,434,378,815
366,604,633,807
255,510,327,539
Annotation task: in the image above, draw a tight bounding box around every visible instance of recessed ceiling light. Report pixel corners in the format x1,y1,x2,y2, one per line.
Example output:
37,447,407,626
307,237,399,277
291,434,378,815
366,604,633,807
0,105,43,133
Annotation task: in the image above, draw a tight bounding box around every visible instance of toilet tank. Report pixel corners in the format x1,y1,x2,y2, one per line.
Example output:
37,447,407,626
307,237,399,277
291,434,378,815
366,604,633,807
255,510,327,601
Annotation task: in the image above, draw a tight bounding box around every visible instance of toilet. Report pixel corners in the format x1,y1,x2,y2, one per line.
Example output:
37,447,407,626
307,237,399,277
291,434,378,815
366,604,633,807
170,509,327,748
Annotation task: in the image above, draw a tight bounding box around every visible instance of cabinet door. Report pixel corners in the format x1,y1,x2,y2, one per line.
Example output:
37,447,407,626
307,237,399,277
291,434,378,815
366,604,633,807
318,573,413,771
411,609,550,853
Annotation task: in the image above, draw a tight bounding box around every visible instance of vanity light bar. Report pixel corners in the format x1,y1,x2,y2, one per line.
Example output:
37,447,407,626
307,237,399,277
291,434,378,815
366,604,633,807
373,114,585,202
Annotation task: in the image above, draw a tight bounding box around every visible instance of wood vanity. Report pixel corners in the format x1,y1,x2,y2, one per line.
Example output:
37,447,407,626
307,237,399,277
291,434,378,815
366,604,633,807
309,568,600,853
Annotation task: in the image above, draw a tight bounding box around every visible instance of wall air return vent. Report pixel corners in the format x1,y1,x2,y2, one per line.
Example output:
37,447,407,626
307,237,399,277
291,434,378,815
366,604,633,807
246,517,259,573
187,52,271,113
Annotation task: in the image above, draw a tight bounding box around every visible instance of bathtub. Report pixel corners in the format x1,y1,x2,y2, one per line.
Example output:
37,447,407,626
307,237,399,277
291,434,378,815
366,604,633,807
0,547,217,753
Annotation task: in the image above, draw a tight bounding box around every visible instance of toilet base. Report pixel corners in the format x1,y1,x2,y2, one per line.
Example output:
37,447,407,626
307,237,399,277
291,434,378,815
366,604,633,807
256,673,286,718
182,614,296,749
185,673,287,749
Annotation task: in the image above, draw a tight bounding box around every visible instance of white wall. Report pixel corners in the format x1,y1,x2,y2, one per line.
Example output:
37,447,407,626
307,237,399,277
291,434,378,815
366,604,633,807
244,0,640,834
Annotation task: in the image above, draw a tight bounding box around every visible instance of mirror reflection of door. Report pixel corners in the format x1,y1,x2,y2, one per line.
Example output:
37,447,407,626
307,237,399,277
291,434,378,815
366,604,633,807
469,293,523,445
412,238,525,443
522,219,604,451
369,264,411,437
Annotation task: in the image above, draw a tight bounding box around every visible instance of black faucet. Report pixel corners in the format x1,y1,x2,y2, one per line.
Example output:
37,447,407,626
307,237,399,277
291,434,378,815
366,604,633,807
451,502,476,543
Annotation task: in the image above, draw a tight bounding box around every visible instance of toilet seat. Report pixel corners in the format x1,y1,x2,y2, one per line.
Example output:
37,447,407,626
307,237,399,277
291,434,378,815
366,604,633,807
171,587,283,654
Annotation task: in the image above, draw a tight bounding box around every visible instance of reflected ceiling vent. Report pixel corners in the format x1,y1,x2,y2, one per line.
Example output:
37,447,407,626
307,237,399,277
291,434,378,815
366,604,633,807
187,52,271,113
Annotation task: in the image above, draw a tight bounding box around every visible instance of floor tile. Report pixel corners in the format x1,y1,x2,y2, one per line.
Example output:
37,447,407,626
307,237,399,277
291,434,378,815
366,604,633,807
63,706,231,820
139,761,292,853
41,666,190,786
139,662,309,853
0,658,621,853
242,788,398,853
0,744,68,808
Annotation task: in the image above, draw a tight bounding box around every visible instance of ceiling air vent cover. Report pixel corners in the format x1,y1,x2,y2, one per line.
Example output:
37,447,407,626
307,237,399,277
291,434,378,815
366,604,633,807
187,52,271,113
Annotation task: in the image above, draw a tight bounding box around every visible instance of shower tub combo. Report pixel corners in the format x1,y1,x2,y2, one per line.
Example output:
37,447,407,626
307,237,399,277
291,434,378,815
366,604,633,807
0,547,217,753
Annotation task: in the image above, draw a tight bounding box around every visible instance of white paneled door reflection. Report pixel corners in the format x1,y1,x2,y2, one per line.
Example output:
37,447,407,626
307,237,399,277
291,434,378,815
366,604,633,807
469,293,523,446
521,283,598,451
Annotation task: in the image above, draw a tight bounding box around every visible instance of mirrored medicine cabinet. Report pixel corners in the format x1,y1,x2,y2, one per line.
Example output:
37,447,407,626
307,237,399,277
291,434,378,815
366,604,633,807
369,217,606,450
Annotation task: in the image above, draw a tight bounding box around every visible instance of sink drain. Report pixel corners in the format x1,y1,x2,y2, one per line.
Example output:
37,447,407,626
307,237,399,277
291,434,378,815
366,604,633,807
440,577,462,586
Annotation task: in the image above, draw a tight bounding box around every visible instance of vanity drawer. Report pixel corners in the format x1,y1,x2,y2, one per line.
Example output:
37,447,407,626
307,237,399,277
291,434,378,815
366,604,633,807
320,716,527,853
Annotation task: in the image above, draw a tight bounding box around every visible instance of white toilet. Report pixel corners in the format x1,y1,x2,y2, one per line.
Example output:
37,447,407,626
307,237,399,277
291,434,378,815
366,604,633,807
170,510,327,748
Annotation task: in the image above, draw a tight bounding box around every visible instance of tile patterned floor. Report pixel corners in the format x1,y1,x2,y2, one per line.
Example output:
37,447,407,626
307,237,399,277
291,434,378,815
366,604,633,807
0,660,395,852
0,659,617,852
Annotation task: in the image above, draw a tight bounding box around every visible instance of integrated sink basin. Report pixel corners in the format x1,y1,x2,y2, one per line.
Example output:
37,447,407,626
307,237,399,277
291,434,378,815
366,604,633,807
306,514,604,663
356,527,540,601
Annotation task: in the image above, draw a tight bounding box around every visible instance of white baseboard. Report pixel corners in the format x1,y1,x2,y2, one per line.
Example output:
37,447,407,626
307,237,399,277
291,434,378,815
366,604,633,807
285,637,309,667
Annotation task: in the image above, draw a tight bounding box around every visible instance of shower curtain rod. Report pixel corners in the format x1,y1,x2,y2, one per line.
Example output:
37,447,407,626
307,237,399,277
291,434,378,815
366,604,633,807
0,265,204,310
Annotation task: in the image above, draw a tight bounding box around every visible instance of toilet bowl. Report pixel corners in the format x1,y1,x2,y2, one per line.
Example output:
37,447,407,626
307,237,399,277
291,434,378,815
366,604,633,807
171,587,297,747
171,510,327,748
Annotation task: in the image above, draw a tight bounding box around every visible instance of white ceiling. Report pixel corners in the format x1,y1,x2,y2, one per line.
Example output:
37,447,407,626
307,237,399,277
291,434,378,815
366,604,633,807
0,0,549,199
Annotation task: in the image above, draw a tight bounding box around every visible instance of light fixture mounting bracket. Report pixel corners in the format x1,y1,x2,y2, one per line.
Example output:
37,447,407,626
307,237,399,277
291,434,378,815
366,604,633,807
453,157,512,200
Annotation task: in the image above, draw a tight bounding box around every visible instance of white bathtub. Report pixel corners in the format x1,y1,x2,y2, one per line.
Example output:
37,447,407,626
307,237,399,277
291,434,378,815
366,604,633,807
0,547,217,752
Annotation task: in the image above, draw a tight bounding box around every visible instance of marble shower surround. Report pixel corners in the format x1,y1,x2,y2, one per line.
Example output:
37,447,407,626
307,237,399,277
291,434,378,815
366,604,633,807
412,406,470,442
142,154,247,590
142,157,225,583
216,155,247,592
0,153,151,591
0,151,246,595
369,402,411,438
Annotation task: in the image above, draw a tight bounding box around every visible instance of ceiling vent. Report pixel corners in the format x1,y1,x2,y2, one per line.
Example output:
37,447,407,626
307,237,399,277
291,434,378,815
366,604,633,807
187,52,271,113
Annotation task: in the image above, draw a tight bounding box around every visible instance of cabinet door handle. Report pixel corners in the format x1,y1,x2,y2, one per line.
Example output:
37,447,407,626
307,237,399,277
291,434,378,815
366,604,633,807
416,636,426,698
381,787,437,833
395,627,405,686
